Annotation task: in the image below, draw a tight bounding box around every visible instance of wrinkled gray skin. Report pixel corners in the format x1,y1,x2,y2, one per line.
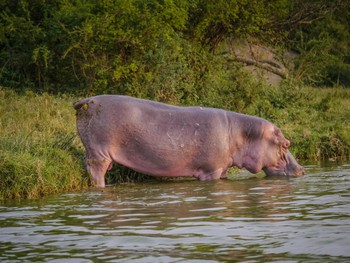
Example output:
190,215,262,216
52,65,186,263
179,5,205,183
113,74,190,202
74,95,305,187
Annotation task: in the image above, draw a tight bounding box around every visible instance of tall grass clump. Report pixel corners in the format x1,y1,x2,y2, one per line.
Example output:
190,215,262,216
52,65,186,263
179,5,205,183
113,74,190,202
0,88,87,199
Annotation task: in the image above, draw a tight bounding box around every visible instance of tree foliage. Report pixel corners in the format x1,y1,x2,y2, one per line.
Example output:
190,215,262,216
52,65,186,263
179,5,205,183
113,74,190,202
0,0,349,94
289,1,350,86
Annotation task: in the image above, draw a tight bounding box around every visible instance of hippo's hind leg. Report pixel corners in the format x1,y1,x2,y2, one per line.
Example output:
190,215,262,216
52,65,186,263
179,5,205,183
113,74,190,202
85,157,112,187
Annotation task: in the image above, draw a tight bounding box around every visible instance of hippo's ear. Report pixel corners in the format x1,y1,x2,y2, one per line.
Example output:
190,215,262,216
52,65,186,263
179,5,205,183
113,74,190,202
273,128,290,149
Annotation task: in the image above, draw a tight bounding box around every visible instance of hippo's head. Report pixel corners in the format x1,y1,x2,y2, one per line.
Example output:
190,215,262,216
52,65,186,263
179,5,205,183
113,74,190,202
261,126,305,177
242,123,305,177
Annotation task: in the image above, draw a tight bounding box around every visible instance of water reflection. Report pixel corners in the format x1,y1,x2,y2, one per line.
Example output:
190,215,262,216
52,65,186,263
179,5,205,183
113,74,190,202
1,164,350,262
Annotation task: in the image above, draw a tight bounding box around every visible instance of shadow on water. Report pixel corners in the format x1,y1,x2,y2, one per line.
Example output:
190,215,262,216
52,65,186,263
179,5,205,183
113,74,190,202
1,163,350,262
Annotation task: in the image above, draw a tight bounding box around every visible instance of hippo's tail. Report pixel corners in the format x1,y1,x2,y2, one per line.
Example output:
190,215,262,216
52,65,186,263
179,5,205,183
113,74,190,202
73,98,92,111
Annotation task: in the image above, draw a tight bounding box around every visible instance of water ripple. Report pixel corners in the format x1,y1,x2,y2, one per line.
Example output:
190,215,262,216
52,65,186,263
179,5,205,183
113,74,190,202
1,164,350,262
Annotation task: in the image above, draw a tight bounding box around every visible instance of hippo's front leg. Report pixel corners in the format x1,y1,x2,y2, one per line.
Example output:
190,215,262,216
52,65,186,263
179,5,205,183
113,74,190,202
220,170,228,179
197,168,225,181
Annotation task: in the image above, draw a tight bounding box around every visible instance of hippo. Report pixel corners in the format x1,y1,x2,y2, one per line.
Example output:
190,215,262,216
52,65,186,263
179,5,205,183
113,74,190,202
74,95,305,187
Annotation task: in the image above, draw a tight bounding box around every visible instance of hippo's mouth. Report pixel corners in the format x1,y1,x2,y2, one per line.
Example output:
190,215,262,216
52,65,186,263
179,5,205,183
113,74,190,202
263,165,306,177
263,166,285,177
292,166,306,176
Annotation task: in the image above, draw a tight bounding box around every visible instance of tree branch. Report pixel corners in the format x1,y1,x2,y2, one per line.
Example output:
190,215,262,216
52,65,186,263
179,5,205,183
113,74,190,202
225,55,289,79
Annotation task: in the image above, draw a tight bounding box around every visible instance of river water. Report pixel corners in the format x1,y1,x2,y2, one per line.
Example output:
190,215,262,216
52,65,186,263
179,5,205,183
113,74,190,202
1,163,350,262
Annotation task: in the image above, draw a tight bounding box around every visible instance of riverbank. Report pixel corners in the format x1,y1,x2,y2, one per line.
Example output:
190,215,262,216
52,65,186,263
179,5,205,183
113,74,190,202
0,85,349,199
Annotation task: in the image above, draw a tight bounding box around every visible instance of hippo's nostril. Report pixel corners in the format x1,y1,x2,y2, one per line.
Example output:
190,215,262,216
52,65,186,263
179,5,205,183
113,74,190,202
284,140,291,149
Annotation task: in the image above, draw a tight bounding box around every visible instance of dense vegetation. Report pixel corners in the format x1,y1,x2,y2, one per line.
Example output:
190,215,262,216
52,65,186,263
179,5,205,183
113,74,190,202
1,0,350,93
0,0,349,199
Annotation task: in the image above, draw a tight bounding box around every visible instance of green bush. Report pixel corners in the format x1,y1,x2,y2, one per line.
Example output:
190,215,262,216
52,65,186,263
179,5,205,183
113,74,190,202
1,0,348,92
291,2,350,87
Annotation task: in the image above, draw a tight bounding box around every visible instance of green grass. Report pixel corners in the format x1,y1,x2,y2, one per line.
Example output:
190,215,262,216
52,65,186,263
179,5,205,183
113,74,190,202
0,84,349,199
0,89,87,199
